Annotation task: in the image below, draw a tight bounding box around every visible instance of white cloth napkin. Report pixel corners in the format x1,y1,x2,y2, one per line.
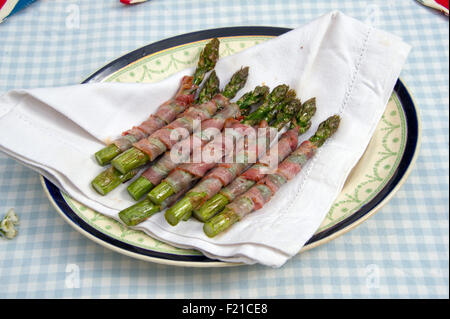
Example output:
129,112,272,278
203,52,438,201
0,11,410,267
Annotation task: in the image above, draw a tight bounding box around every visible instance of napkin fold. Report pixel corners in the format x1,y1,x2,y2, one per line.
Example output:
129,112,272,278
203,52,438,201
0,11,411,267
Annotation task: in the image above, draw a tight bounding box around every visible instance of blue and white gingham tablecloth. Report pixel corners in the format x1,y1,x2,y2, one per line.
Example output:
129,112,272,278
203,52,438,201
0,0,448,298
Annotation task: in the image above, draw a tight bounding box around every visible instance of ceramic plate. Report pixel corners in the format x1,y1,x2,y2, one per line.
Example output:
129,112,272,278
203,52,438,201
41,27,421,267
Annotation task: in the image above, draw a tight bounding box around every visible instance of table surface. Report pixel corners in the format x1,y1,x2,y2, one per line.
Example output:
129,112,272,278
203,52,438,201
0,0,448,299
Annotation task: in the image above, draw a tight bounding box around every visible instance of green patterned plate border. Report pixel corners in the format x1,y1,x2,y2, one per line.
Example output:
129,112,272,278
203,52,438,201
41,27,421,267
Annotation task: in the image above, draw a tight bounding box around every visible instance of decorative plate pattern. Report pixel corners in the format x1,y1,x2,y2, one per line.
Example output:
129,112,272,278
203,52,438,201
41,28,420,266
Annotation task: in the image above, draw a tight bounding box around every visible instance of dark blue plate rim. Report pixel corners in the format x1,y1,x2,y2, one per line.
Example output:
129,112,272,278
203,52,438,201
42,26,420,265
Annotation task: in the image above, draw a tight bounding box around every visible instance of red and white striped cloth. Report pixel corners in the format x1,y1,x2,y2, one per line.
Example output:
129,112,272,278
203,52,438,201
1,0,149,23
0,0,36,23
120,0,148,5
416,0,449,15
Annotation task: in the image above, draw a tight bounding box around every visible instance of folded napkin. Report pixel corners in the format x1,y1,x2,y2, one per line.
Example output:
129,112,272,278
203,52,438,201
0,11,411,267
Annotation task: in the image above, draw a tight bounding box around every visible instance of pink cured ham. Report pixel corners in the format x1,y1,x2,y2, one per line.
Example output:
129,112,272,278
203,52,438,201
258,173,287,194
189,178,223,202
160,180,196,209
277,140,316,180
209,102,239,121
206,164,245,186
201,120,256,163
121,76,195,138
139,134,200,187
133,94,225,159
220,177,256,201
150,128,175,149
194,122,275,191
181,121,277,207
134,138,167,161
241,164,271,182
249,184,273,210
178,162,217,178
226,196,255,219
216,125,276,199
114,128,147,151
258,129,298,166
163,120,271,205
180,100,217,122
224,140,318,218
215,129,298,204
135,115,166,136
154,101,184,125
241,128,299,181
141,151,176,185
154,76,197,124
201,117,224,131
165,169,199,193
135,103,241,186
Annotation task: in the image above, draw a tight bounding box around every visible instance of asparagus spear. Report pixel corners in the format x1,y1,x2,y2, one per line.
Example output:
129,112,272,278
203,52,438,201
196,70,220,104
193,38,220,86
119,182,194,226
148,85,291,207
235,86,270,116
91,167,139,195
195,98,317,222
92,70,221,196
241,85,291,126
94,38,220,166
203,115,341,237
93,68,250,196
111,67,250,175
164,98,302,226
118,85,290,226
127,85,270,200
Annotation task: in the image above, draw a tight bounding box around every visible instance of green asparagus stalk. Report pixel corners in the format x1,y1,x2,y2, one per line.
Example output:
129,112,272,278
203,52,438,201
95,145,122,166
203,115,341,237
119,182,196,226
118,188,192,226
94,38,219,167
195,98,317,222
111,67,250,175
193,38,220,86
236,85,270,116
164,97,302,226
221,67,249,100
196,70,220,104
265,89,297,125
118,198,161,226
126,84,269,201
118,85,291,226
148,85,292,207
241,85,289,126
92,71,221,196
292,97,317,133
272,98,302,130
91,167,138,195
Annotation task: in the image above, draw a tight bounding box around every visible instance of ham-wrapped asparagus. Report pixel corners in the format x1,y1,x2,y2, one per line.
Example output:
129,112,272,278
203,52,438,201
91,70,219,195
111,67,250,174
195,98,317,222
147,85,295,205
118,85,294,226
91,68,249,195
94,38,220,166
203,115,341,237
164,98,303,225
127,85,270,200
119,181,195,226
